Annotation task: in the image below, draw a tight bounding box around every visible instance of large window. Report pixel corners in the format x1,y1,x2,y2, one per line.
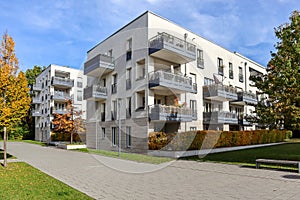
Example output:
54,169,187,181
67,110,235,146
126,38,132,61
102,128,106,139
112,127,117,146
218,57,224,75
190,100,197,119
197,49,204,68
204,77,214,86
126,126,131,148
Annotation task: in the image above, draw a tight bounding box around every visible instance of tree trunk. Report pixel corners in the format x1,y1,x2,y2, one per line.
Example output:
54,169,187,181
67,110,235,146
3,126,7,167
70,132,73,144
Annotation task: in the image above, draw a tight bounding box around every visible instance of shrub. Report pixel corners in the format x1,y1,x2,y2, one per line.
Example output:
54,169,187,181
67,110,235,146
148,129,292,150
51,132,83,143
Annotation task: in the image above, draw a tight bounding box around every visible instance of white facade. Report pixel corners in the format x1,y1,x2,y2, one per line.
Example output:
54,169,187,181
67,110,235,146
84,11,266,153
32,64,87,142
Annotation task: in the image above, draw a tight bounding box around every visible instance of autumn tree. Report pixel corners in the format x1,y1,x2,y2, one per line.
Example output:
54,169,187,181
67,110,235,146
51,99,85,144
250,10,300,132
0,32,31,167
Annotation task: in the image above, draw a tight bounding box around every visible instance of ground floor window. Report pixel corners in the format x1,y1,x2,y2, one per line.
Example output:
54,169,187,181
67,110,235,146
112,127,116,146
126,126,131,148
102,128,106,139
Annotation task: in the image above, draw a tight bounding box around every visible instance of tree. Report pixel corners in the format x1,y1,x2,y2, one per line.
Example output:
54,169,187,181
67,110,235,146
52,99,85,144
25,65,45,85
24,65,45,139
0,32,31,167
250,10,300,131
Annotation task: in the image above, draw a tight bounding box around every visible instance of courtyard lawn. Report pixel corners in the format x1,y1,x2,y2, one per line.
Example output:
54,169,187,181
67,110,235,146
76,148,173,164
182,142,300,170
0,162,92,200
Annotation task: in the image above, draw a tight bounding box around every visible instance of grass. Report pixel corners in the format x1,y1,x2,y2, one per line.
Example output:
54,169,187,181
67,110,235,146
0,162,92,200
182,142,300,171
75,148,173,164
21,140,47,146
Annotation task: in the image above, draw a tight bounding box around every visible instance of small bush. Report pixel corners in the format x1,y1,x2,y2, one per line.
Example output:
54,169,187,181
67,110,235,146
51,132,84,143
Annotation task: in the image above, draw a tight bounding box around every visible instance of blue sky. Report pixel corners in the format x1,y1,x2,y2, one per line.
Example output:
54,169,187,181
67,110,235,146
0,0,299,71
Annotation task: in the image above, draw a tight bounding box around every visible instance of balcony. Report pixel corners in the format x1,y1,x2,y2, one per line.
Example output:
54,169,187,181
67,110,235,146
32,97,42,104
32,84,42,91
149,104,194,122
203,111,238,124
51,77,74,88
52,92,71,102
84,53,114,77
83,85,107,101
32,110,42,117
231,92,258,105
203,84,238,101
149,70,197,94
51,108,68,115
149,32,196,64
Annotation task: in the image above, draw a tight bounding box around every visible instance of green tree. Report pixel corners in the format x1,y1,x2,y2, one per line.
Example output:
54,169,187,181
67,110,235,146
250,10,300,131
0,32,31,167
25,65,45,85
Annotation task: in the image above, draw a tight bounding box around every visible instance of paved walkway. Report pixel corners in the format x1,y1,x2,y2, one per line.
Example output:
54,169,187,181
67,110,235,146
5,142,300,200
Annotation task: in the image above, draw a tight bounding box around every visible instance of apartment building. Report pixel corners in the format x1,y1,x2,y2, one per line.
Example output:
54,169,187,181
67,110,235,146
84,11,266,153
32,64,87,142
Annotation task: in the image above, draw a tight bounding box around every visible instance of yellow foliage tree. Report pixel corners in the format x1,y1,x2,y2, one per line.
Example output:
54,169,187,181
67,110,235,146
0,32,31,167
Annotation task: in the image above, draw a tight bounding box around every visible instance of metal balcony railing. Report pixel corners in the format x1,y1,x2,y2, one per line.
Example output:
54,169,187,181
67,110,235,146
149,70,197,93
149,104,194,122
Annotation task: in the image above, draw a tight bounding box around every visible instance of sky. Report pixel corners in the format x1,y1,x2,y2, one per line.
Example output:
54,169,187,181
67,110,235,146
0,0,299,72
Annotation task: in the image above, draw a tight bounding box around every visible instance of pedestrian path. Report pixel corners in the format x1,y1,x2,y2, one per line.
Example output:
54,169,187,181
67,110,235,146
6,142,300,200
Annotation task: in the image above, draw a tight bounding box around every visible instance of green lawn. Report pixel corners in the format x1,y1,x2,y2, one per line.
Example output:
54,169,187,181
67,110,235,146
182,142,300,170
0,162,92,200
76,148,173,164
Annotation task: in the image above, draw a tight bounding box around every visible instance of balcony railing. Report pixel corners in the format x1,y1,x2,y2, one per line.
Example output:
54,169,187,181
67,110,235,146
203,84,238,101
83,85,107,101
149,70,197,93
51,108,68,115
32,97,42,104
51,77,74,88
203,111,238,124
149,32,196,64
149,104,195,122
33,84,42,91
32,110,42,117
52,92,71,101
234,91,257,105
84,53,114,76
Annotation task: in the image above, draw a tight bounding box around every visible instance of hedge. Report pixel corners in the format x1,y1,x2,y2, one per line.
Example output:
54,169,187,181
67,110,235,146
148,130,292,151
51,132,85,143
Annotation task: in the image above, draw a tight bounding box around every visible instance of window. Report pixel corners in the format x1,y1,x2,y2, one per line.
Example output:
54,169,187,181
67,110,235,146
77,90,82,101
112,74,117,94
126,68,131,90
126,38,132,61
112,127,116,146
217,57,223,75
126,97,131,119
102,128,106,139
111,100,117,120
190,100,197,118
136,59,145,80
126,126,131,148
204,102,212,112
77,79,83,88
239,67,243,82
108,49,113,57
229,62,233,79
197,49,204,68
